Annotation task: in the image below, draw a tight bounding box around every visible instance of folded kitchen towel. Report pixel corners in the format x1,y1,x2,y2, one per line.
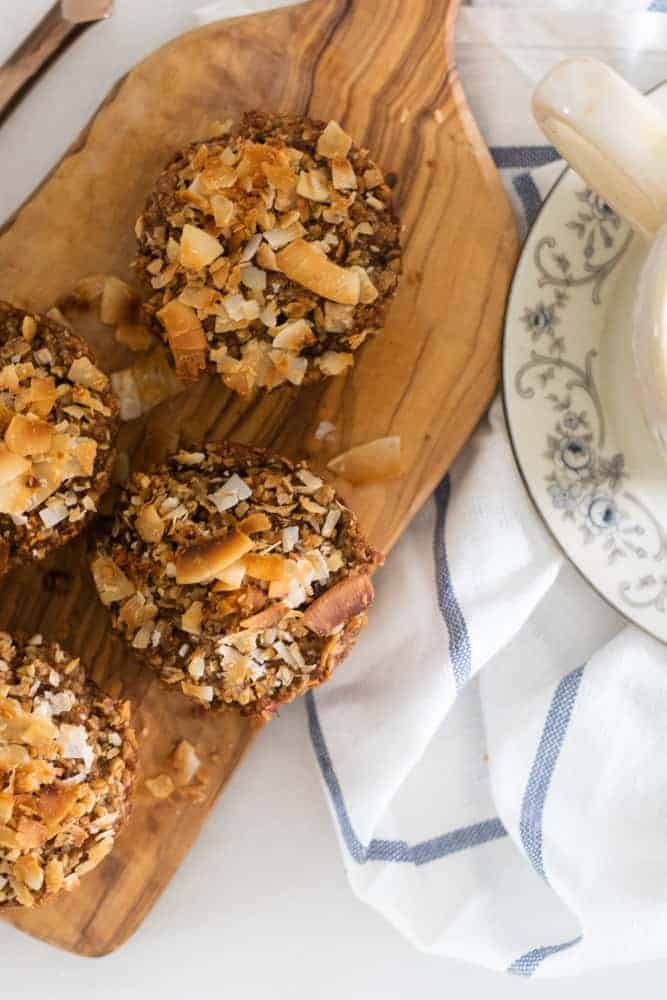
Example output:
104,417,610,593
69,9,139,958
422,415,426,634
194,0,667,976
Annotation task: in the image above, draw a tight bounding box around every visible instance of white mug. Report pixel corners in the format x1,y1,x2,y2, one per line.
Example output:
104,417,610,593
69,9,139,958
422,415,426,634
532,58,667,456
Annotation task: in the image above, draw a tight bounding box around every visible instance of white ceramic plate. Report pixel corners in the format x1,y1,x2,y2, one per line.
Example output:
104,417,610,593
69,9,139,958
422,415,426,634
503,83,667,642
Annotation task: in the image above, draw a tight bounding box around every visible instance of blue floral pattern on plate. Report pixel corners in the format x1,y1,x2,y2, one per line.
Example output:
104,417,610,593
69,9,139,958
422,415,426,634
505,179,667,626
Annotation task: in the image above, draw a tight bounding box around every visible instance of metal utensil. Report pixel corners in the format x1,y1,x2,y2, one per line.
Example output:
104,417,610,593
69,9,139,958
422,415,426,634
0,0,114,126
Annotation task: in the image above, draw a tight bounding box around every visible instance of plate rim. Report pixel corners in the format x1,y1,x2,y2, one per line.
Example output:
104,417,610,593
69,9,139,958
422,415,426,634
501,79,667,644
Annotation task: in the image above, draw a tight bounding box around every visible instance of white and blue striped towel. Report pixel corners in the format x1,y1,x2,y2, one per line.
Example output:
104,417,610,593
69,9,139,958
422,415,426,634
195,0,667,977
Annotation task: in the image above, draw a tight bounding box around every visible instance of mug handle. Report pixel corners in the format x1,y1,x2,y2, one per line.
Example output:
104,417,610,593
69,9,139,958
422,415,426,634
533,58,667,237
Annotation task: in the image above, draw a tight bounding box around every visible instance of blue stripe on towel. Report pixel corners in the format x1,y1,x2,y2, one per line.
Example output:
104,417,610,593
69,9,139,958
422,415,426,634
433,476,472,690
513,172,544,230
491,146,560,169
519,665,585,880
508,935,582,977
650,1,667,12
306,693,507,864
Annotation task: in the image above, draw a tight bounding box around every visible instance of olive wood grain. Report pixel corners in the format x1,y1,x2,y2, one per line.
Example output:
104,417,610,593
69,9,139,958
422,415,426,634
0,0,517,955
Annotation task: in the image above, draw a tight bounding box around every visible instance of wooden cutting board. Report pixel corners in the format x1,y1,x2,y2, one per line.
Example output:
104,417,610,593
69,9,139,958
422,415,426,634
0,0,517,955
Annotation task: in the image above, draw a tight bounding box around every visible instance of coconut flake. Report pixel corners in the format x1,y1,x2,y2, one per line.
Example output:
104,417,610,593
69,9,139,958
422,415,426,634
316,121,353,159
240,233,263,262
39,503,69,529
314,421,336,441
327,436,402,484
175,450,206,465
284,580,307,609
171,740,201,787
272,319,315,352
305,549,330,583
316,351,354,377
263,222,306,250
241,265,267,291
296,468,323,492
187,655,206,680
208,473,252,512
322,508,341,538
274,640,307,672
282,525,299,553
59,724,94,771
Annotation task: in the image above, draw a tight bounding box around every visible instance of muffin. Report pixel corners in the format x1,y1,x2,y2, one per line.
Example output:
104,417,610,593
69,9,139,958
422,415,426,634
0,632,137,908
134,111,402,391
0,303,119,575
91,443,380,717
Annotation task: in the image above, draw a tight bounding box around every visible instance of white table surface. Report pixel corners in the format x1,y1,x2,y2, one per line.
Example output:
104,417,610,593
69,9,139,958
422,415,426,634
3,2,667,996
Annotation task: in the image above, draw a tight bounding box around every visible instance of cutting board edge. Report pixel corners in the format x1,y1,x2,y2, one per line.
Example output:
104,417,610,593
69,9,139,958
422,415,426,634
4,721,262,958
0,0,518,956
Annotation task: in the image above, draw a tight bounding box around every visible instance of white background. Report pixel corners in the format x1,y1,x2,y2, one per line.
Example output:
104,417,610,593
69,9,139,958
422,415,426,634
2,2,667,996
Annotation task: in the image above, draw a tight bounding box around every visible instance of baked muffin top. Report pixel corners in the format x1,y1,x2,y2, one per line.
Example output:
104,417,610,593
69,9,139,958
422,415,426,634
0,303,118,575
92,443,379,717
135,111,401,392
0,632,136,909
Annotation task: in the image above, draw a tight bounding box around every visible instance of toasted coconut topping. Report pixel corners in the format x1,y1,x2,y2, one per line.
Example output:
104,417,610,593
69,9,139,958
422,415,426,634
317,120,353,159
68,357,108,391
91,555,136,605
111,346,184,423
171,740,200,787
99,277,140,327
0,633,136,909
302,574,374,636
135,111,401,394
145,774,174,800
328,436,402,484
0,303,118,574
0,447,30,487
316,351,354,377
92,443,380,716
136,503,165,544
156,300,208,380
174,531,253,584
275,239,361,306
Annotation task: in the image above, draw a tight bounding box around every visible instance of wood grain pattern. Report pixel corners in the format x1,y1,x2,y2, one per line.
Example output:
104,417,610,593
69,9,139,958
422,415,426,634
0,0,517,955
